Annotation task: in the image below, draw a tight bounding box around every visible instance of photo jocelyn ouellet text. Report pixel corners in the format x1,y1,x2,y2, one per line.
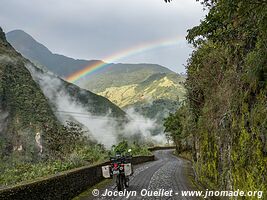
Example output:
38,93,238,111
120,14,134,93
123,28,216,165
92,188,263,199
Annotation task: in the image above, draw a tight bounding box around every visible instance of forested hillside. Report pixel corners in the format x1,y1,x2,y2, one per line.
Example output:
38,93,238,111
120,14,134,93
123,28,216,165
0,27,126,187
0,27,61,159
164,0,267,198
98,73,185,108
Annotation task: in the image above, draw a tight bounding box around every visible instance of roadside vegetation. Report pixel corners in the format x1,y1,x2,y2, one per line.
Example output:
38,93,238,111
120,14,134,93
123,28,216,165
110,140,152,156
164,0,267,199
0,122,107,187
0,122,150,187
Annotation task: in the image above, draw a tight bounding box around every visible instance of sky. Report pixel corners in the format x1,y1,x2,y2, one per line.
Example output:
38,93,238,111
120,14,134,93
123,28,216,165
0,0,206,73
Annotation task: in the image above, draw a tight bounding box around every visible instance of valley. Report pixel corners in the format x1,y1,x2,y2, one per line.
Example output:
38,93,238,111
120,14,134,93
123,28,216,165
6,29,187,143
1,0,266,199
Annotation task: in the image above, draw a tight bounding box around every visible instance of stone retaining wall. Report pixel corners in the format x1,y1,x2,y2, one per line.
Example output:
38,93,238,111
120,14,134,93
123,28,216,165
0,155,154,200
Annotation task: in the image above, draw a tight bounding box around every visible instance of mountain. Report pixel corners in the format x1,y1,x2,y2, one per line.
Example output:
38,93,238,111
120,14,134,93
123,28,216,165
6,30,174,81
6,30,101,77
5,29,181,83
0,27,60,157
25,65,126,120
5,30,125,119
6,29,186,105
97,73,186,108
94,72,186,135
80,63,176,93
6,29,186,135
0,27,126,159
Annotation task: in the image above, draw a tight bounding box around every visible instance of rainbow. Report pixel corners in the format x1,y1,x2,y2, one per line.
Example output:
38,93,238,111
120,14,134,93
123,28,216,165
66,36,185,83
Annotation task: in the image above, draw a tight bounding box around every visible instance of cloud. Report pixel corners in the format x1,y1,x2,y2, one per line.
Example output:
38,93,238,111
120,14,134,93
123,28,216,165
25,63,167,148
0,0,206,73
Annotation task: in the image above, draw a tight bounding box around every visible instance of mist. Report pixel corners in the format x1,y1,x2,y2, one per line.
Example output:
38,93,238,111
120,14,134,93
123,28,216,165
25,63,167,148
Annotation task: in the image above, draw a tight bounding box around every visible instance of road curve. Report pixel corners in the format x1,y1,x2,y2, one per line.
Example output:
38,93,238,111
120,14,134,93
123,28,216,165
82,150,201,200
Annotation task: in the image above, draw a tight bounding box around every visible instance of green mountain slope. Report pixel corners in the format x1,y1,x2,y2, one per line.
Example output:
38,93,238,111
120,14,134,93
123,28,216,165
0,27,126,160
0,27,60,157
27,65,126,119
6,30,126,118
0,28,128,187
81,63,175,93
98,73,186,108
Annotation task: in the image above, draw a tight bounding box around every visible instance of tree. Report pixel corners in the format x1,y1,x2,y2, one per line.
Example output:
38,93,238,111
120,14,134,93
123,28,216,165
164,109,184,153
